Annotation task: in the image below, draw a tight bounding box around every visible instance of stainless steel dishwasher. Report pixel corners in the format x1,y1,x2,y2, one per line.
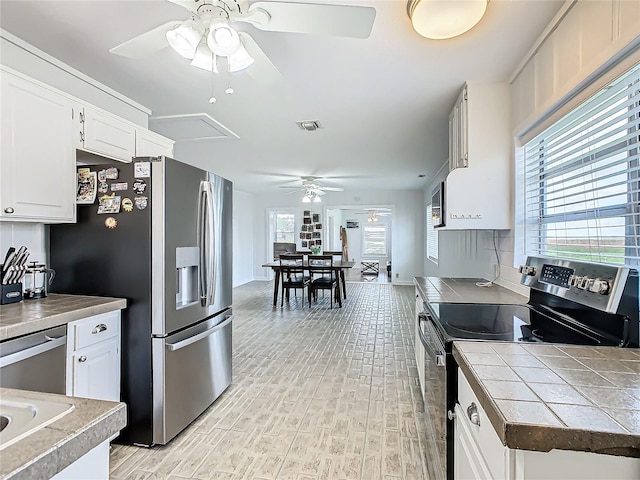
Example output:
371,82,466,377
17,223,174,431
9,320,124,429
0,325,67,394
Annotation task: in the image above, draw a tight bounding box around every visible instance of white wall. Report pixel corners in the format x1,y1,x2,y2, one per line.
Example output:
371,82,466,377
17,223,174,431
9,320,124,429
252,189,424,285
232,190,254,287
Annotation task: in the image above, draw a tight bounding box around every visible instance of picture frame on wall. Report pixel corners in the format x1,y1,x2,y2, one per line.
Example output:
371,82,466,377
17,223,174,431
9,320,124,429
303,210,311,217
303,217,312,224
301,224,308,232
315,223,322,229
302,241,308,248
312,213,320,223
346,220,359,228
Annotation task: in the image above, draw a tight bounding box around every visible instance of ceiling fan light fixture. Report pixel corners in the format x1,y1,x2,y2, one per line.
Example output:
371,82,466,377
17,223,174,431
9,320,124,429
228,42,255,72
166,18,204,59
408,0,487,40
207,19,241,57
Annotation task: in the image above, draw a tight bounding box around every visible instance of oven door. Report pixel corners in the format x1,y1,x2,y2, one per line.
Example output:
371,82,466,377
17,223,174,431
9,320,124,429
419,316,447,480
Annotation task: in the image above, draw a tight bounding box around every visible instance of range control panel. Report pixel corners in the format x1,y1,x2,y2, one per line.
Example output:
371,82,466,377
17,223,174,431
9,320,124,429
519,256,632,314
540,264,574,288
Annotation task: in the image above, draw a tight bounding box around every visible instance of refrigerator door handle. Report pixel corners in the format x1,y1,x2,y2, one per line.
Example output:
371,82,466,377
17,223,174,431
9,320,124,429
165,315,233,351
198,181,216,307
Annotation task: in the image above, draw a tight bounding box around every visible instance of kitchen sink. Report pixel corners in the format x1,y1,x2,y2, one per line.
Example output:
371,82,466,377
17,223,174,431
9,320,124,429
0,396,74,450
0,414,9,432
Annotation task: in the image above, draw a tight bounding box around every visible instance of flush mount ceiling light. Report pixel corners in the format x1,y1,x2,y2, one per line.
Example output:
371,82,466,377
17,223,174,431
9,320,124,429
407,0,488,40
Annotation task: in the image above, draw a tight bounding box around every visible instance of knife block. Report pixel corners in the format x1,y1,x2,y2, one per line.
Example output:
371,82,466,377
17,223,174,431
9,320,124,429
1,282,23,304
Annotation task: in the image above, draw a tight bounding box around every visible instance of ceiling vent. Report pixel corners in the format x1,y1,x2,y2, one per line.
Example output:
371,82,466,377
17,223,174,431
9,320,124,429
296,120,322,132
149,113,239,141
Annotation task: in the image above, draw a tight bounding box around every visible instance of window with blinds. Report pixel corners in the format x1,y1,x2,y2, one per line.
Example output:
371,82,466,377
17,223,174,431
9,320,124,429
426,204,439,261
363,224,387,256
523,63,640,266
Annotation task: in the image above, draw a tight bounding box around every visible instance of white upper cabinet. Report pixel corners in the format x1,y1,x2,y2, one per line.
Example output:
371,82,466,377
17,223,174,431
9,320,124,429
443,82,512,230
0,68,76,223
79,106,136,163
135,128,175,157
448,86,468,172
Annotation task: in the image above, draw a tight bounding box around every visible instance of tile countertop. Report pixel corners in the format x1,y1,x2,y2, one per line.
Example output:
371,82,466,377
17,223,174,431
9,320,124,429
0,294,126,341
414,277,529,305
453,341,640,457
0,388,126,480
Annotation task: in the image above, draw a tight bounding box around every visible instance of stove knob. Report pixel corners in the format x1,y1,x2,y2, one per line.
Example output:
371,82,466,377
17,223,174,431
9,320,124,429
519,265,537,276
589,278,610,295
578,277,593,290
568,275,582,287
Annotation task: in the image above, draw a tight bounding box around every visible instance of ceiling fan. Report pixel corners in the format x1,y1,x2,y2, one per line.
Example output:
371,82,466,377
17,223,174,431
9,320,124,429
278,176,344,202
109,0,376,84
352,208,391,221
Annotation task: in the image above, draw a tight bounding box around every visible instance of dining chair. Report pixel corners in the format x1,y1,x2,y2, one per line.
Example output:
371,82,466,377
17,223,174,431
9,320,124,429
279,254,309,307
323,250,347,299
308,255,341,308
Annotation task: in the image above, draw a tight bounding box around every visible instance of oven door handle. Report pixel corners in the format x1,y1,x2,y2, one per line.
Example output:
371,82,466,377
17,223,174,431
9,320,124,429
419,320,446,367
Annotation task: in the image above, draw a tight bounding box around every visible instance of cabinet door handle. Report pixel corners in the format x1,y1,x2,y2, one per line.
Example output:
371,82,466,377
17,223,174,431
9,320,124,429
78,355,87,363
3,207,14,214
92,323,107,334
467,402,480,426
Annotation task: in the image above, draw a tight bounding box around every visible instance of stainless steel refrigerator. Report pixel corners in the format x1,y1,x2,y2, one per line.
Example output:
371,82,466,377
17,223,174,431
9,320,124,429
50,156,233,446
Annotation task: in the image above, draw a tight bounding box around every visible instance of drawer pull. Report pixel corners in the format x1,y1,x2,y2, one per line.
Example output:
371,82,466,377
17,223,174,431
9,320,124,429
447,410,456,421
467,402,480,426
78,355,87,363
92,324,108,334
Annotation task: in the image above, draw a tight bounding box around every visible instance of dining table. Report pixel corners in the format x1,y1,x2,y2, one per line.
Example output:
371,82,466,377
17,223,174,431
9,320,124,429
261,259,355,307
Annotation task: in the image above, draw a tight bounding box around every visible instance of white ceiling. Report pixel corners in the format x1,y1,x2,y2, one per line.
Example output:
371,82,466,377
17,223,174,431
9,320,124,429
0,0,564,194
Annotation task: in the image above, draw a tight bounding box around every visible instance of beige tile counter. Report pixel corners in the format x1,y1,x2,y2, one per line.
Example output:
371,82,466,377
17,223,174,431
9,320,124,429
0,294,126,341
0,387,126,480
414,277,528,305
453,341,640,457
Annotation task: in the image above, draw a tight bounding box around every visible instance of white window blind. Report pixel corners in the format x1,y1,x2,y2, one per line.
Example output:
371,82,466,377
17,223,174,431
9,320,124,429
274,213,295,243
426,205,439,261
523,63,640,266
363,225,387,256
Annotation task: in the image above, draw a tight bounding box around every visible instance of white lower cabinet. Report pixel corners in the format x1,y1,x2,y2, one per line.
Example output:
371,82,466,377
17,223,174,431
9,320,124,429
414,288,425,400
455,368,640,480
66,311,121,402
51,440,109,480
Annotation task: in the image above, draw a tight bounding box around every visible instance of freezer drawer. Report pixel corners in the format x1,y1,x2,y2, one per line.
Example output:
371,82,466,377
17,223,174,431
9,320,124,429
152,311,232,445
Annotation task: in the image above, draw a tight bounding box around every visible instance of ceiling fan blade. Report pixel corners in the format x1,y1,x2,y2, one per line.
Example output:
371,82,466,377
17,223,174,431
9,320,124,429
278,186,304,189
166,0,199,14
319,187,344,192
109,20,181,58
246,2,376,39
238,32,283,85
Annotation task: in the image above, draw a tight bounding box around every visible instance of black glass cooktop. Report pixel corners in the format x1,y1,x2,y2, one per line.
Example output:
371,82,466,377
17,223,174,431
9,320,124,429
426,303,619,346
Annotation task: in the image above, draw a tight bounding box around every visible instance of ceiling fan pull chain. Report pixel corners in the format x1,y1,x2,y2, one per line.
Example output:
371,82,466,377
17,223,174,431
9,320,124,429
209,52,217,104
224,55,234,95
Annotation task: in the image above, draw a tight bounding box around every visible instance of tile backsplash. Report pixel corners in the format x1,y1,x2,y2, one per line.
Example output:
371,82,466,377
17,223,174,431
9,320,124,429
0,222,47,265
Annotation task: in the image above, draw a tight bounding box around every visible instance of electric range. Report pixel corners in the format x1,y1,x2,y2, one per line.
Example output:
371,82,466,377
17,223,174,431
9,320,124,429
417,256,639,480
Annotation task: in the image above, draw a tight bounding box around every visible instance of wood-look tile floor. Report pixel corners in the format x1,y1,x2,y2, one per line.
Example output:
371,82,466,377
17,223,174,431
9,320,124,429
110,281,428,480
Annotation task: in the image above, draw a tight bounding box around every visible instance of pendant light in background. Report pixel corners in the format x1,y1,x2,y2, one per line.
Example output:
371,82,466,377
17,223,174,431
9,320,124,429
407,0,488,40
